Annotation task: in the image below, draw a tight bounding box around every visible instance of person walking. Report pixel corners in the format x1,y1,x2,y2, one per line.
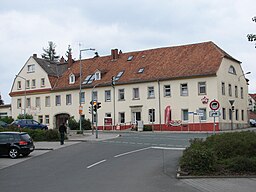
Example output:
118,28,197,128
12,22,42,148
59,123,67,145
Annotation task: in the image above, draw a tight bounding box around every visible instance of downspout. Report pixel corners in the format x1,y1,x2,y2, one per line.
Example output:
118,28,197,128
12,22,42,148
157,80,162,131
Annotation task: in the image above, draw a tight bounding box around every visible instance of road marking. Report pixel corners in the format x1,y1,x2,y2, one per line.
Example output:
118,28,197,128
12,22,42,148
87,159,107,169
114,147,151,158
151,146,185,150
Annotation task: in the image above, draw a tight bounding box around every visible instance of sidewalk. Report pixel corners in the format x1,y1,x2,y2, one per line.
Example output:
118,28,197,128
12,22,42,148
34,132,120,150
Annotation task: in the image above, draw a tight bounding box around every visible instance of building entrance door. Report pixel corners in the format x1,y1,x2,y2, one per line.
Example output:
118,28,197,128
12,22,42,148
132,112,141,124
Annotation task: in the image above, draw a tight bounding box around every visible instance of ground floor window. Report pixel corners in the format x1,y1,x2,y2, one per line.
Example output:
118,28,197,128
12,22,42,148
38,115,43,124
148,108,155,122
119,112,125,124
182,109,188,121
45,115,50,124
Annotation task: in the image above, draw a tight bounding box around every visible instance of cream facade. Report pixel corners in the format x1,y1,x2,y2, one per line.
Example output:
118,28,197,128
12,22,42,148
9,42,249,131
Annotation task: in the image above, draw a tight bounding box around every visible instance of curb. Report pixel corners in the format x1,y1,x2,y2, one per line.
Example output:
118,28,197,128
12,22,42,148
176,167,256,179
35,148,54,151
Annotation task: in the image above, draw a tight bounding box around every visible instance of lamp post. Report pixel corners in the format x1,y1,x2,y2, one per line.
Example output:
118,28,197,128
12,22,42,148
238,72,251,81
229,100,235,130
16,75,27,117
111,76,116,130
79,48,95,132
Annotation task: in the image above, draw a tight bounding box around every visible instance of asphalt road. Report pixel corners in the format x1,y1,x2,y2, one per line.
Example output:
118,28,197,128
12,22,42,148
2,132,255,192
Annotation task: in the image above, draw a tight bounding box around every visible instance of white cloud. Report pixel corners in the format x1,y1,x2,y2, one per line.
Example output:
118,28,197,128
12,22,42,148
0,0,256,103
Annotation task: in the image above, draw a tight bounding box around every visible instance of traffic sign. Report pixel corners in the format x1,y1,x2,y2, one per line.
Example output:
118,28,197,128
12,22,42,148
209,110,221,117
209,99,220,110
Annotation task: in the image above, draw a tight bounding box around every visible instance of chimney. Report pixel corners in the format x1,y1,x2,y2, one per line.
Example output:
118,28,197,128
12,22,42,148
33,54,37,58
111,49,118,60
67,52,73,68
60,56,65,64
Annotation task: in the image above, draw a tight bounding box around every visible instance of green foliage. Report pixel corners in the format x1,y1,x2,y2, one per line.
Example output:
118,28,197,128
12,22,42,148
41,41,60,61
17,114,33,119
68,116,91,130
143,125,153,131
180,139,216,175
0,127,60,141
180,131,256,175
0,116,14,124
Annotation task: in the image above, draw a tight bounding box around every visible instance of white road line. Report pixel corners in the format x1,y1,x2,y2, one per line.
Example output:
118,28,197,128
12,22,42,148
114,147,152,158
151,146,185,150
87,159,107,169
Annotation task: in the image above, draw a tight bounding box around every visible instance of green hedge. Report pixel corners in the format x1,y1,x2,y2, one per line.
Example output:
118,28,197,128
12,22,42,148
0,127,61,141
179,131,256,175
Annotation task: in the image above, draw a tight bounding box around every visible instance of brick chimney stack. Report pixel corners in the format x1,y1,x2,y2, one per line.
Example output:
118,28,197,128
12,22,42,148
33,54,37,58
67,50,73,68
60,56,65,64
111,49,119,60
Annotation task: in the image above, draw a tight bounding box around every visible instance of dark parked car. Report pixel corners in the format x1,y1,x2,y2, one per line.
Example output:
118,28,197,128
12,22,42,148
0,132,35,158
250,119,256,127
0,120,8,128
11,119,48,130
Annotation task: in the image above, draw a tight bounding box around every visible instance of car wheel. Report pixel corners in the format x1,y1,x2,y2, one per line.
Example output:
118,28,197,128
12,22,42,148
9,148,19,159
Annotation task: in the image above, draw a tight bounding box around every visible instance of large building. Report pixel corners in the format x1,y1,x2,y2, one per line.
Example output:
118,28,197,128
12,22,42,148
9,41,249,131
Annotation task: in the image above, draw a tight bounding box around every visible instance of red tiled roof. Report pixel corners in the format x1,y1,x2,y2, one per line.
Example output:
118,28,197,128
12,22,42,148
49,41,241,90
249,94,256,101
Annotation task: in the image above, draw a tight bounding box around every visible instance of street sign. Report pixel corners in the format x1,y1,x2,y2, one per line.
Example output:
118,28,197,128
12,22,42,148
79,105,83,115
209,110,221,117
209,99,220,110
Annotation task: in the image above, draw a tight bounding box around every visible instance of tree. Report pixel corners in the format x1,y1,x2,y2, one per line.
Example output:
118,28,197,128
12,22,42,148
247,16,256,47
0,93,4,105
65,45,72,60
41,41,60,61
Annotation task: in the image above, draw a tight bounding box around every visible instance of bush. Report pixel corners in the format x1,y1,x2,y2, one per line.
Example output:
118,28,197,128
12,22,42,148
180,139,216,175
0,127,60,141
143,125,153,131
68,116,91,130
0,116,14,124
17,114,33,119
179,131,256,175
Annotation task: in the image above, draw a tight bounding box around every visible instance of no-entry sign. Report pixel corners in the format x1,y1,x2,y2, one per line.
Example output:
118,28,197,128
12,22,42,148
209,99,220,111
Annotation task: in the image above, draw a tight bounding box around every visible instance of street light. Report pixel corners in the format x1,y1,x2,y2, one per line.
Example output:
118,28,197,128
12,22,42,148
238,72,251,81
79,47,95,132
16,75,27,117
229,100,235,130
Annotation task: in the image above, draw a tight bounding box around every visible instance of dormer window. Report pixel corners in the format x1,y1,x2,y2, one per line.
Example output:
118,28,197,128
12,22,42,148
69,74,75,84
95,71,101,80
228,65,236,75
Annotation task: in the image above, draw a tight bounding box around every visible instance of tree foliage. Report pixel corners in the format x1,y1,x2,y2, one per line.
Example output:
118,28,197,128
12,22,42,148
247,16,256,47
41,41,60,61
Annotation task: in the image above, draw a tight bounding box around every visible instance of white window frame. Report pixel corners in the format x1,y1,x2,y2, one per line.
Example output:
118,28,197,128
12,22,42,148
164,85,171,97
180,83,188,96
27,64,35,73
56,95,61,106
35,97,40,108
198,82,206,95
41,78,45,87
119,112,125,124
45,96,50,107
69,74,75,84
118,89,125,101
133,88,140,100
105,90,111,102
66,94,72,105
148,86,155,99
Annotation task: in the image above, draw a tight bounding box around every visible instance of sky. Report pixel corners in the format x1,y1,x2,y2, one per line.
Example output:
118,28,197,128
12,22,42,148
0,0,255,104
